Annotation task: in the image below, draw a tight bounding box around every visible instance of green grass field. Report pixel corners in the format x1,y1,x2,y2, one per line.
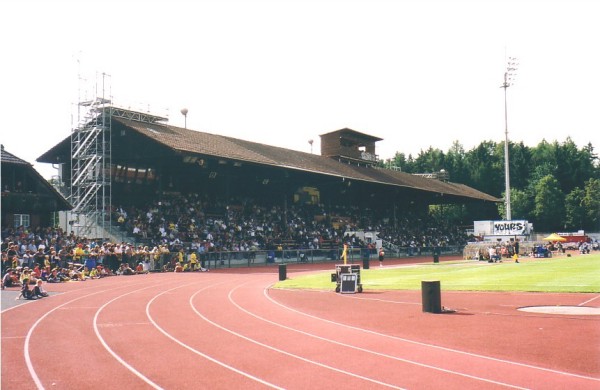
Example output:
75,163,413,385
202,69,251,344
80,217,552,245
275,253,600,293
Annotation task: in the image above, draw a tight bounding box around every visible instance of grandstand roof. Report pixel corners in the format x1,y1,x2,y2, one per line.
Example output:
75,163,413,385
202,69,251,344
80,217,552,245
1,145,30,165
37,118,500,203
2,146,72,212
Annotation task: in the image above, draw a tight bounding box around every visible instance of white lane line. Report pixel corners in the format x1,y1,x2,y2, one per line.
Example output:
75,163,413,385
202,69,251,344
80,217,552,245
189,285,405,389
93,283,169,390
229,284,525,389
146,281,285,390
578,294,600,306
266,285,600,383
24,287,116,390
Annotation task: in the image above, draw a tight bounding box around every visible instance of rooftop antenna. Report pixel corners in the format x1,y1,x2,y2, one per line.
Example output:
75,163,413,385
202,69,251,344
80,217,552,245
308,139,314,154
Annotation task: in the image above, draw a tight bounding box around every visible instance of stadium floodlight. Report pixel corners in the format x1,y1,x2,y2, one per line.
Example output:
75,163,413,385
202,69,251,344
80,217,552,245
308,139,314,154
181,108,188,129
501,56,518,220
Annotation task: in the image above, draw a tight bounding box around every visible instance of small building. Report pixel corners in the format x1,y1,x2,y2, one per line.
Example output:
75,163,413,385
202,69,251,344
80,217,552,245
320,128,382,166
1,145,72,230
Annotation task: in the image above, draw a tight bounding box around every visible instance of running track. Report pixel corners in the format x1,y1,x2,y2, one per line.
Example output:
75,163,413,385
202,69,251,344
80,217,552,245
2,261,599,389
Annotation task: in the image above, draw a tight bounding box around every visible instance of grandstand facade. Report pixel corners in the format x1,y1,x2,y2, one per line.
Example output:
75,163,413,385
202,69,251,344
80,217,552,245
37,104,499,241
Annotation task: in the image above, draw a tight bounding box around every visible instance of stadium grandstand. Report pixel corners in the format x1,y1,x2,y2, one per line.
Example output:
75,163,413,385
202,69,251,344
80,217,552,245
27,101,500,268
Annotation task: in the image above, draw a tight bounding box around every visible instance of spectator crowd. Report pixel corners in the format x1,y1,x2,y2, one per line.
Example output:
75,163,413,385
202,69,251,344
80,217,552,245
2,191,480,293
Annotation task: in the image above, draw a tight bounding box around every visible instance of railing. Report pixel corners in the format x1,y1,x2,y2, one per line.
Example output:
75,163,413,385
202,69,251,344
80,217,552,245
93,245,464,272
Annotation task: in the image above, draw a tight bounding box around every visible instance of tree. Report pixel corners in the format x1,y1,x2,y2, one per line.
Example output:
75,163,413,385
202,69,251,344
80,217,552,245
465,141,503,197
507,141,532,191
498,187,532,221
413,147,446,174
582,178,600,230
445,141,469,184
533,175,565,231
564,187,586,230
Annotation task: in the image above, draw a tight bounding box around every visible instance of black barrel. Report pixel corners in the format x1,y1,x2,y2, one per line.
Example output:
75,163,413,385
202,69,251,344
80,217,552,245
433,246,440,263
421,280,442,313
278,264,287,281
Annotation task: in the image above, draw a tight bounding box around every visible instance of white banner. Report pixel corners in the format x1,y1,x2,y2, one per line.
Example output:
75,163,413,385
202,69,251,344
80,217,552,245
492,220,528,235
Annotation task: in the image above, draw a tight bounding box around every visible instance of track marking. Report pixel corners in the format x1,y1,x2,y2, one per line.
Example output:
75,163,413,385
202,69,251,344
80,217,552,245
265,284,600,383
146,281,285,389
188,285,405,389
93,283,170,390
578,294,600,306
228,283,526,389
23,287,120,390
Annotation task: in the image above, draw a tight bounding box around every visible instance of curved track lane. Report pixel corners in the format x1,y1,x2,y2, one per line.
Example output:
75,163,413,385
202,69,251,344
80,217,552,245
2,265,599,389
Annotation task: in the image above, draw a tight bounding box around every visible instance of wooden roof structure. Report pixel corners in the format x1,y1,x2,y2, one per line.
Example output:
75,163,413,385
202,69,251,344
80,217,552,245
38,117,500,203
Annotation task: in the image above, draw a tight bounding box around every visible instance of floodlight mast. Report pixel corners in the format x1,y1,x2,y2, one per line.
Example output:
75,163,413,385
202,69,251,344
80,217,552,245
501,57,518,220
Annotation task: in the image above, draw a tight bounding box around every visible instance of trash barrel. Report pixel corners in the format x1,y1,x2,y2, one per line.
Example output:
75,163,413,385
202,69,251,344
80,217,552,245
433,254,439,263
278,264,287,281
421,280,442,313
362,249,370,269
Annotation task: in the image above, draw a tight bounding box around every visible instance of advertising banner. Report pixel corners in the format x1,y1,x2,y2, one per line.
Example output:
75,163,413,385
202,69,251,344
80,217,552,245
492,220,528,236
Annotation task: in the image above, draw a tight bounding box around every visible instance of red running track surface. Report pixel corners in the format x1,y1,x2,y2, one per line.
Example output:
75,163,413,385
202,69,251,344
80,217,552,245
2,260,599,389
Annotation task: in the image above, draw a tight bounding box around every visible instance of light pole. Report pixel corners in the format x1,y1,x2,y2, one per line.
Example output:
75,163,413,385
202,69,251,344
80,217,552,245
308,139,314,154
181,108,188,129
501,56,518,220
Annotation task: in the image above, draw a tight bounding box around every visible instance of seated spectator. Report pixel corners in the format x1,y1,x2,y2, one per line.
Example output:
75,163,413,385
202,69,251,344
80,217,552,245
2,269,21,288
57,268,71,282
135,262,145,274
117,263,135,275
17,278,37,300
68,265,85,281
40,266,50,281
174,262,184,272
33,279,49,298
46,269,61,283
88,266,100,279
21,269,37,285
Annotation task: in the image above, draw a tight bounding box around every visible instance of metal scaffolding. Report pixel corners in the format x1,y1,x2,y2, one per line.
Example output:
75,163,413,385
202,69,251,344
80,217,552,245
70,79,112,238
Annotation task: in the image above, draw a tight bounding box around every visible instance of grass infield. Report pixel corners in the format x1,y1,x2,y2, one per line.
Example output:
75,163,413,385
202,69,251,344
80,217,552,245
275,253,600,293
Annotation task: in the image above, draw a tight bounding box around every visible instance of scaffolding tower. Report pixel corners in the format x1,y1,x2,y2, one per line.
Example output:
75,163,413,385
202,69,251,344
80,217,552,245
70,86,112,238
68,75,170,239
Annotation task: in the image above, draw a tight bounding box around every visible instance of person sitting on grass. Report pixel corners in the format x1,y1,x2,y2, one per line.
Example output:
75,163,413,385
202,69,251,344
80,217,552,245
33,279,49,298
17,278,37,300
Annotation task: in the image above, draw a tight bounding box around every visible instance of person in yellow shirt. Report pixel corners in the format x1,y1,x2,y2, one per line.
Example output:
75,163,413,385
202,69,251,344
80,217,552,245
341,243,348,265
190,251,198,271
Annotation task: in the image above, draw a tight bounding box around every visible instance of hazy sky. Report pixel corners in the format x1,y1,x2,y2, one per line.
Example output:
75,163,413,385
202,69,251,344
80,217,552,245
2,0,599,179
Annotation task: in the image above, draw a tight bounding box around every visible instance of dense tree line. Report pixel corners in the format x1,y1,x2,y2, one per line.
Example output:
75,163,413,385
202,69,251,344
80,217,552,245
384,138,600,232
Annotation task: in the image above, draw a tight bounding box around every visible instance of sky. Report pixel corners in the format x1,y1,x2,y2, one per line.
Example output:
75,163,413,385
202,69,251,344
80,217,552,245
2,0,599,179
